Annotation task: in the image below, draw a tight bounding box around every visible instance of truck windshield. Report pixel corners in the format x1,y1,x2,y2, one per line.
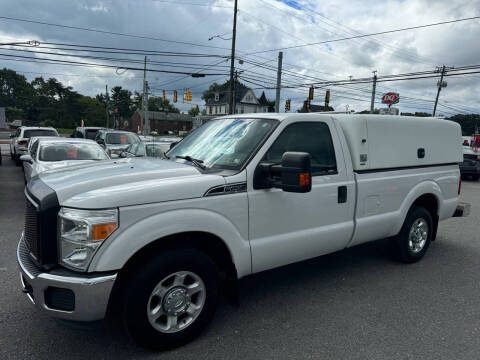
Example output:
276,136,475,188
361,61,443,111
167,118,278,170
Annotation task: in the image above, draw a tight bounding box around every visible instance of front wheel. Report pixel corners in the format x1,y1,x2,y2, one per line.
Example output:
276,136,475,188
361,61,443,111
391,206,433,263
121,248,219,350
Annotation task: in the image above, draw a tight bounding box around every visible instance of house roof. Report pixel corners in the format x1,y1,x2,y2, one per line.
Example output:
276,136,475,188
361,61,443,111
298,103,335,113
206,84,264,106
258,91,269,106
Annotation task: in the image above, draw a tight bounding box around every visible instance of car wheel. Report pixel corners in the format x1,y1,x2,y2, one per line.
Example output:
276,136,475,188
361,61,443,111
391,206,433,263
121,248,219,350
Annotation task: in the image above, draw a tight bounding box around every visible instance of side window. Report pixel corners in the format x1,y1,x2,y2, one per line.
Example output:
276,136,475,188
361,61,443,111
263,122,337,176
31,141,39,160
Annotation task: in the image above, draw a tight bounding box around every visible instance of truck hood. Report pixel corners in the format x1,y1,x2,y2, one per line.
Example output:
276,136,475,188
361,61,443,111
38,158,225,208
36,160,98,173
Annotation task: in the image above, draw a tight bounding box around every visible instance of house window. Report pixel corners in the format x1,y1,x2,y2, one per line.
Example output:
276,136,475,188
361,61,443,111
240,105,244,114
215,92,219,101
209,106,213,115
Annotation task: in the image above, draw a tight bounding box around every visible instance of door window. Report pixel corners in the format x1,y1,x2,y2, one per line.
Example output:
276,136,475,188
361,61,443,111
262,122,337,176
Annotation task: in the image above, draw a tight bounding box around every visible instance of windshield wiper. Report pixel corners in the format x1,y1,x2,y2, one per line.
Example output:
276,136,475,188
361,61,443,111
176,155,206,170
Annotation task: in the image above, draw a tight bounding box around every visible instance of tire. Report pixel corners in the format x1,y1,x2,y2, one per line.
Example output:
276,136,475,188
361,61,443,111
121,248,219,350
391,206,433,263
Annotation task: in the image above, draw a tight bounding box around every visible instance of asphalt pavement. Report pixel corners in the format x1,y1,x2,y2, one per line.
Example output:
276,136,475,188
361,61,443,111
1,157,479,359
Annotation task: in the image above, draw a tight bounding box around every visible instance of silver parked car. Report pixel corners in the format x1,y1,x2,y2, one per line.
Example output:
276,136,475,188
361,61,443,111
21,138,110,183
94,130,142,156
10,126,59,165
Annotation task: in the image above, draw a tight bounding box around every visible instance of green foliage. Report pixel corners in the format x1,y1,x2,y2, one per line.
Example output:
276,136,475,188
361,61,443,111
201,79,248,101
148,96,180,113
188,106,200,116
0,68,142,129
448,114,480,135
5,106,23,120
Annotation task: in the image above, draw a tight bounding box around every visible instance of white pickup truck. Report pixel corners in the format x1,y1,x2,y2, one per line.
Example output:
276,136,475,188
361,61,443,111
17,113,469,349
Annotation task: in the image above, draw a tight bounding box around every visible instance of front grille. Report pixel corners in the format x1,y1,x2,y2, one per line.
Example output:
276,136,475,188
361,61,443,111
24,197,40,261
18,235,41,276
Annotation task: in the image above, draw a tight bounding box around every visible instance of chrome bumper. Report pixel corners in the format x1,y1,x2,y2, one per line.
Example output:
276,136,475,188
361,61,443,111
453,202,470,217
17,234,117,322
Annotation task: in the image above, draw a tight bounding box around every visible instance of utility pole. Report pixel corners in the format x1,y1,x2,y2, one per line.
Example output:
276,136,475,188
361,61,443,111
433,65,449,117
105,85,109,128
275,51,283,113
233,70,238,114
143,56,150,135
370,70,377,114
228,0,238,115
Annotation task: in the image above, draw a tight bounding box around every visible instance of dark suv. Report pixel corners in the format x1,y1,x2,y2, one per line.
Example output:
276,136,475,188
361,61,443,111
460,150,480,180
71,127,106,140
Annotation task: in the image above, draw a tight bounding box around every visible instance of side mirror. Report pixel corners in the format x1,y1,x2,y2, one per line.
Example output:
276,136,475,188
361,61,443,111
96,139,104,145
255,152,312,193
20,154,33,164
279,152,312,193
170,141,179,150
9,133,15,138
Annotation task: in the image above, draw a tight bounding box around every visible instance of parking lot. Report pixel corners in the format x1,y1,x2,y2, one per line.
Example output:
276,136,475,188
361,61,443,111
1,154,480,359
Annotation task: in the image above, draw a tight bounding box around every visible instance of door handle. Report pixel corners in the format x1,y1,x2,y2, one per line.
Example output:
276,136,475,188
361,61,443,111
338,186,347,203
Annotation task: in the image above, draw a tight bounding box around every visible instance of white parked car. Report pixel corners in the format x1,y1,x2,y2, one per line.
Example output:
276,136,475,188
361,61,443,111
9,126,58,165
21,138,110,183
17,114,468,349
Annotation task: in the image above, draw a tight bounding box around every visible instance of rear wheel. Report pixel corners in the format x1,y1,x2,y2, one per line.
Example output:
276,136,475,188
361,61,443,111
391,206,433,263
121,248,219,350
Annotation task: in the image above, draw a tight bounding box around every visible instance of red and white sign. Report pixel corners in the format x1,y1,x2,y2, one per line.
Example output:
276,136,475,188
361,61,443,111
381,92,400,105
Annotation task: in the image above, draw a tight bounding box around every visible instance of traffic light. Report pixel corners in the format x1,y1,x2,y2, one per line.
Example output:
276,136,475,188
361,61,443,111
186,89,192,102
285,99,291,111
309,86,314,100
173,90,177,103
325,90,330,107
162,90,166,101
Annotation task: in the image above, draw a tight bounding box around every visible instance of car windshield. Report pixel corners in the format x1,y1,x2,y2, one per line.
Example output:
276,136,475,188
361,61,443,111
146,143,167,157
126,142,146,157
23,129,57,138
39,142,109,161
167,118,278,170
106,132,139,145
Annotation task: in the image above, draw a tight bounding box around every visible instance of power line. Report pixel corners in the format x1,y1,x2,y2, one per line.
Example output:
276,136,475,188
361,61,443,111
246,16,480,54
0,15,231,51
0,53,230,75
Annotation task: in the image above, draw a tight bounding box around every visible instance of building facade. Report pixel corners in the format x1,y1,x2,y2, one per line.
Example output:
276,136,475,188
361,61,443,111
130,110,194,134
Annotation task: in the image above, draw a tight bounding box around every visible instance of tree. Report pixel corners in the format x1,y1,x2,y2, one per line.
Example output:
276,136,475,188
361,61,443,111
148,96,180,113
188,106,200,116
0,68,34,119
201,79,248,101
110,86,134,118
448,114,480,135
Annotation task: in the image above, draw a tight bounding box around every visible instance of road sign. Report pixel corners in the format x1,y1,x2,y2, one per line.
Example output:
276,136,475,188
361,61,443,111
381,92,400,105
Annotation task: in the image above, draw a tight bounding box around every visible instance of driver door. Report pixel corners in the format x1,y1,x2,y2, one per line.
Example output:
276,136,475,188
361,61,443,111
247,118,355,273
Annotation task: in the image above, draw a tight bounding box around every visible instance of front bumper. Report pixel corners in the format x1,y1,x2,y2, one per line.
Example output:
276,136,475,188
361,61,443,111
17,234,117,322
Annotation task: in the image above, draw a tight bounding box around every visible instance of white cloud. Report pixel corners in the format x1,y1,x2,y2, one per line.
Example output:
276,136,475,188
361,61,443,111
0,0,478,115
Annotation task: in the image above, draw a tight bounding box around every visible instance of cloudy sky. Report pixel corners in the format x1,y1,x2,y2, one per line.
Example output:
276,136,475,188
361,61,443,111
0,0,479,115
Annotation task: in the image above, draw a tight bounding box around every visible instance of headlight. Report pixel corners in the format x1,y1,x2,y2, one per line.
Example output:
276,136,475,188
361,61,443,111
59,207,118,271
